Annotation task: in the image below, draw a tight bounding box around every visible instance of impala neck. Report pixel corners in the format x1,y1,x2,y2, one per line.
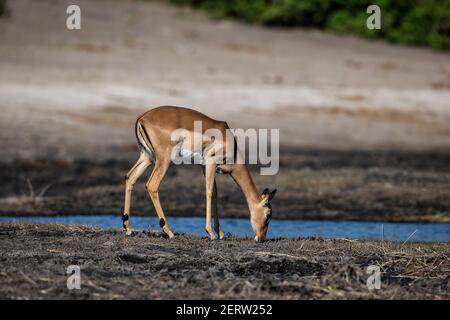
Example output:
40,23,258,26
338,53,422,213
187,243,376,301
231,164,261,211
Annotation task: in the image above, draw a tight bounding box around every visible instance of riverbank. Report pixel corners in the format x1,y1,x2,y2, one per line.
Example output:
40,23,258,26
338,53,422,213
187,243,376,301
0,223,448,299
1,148,449,223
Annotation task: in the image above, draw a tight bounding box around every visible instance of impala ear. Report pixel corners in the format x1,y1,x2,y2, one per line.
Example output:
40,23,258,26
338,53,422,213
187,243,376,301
268,189,277,202
262,188,277,202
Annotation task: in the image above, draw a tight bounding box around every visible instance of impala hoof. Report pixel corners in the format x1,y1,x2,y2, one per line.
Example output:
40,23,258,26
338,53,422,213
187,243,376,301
216,230,225,240
206,229,216,240
163,229,174,239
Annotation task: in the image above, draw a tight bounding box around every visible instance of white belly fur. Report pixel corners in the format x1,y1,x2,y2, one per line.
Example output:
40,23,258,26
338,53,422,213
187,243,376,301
179,148,204,165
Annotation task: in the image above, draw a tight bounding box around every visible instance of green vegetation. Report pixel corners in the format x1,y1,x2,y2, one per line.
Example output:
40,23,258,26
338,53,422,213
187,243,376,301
171,0,450,50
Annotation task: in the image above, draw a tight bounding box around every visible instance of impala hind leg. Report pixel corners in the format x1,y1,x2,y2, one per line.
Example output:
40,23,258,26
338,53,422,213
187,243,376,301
146,160,174,238
123,152,151,235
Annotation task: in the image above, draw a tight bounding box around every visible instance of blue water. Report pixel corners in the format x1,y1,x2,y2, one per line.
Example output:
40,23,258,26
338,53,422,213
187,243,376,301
0,216,448,242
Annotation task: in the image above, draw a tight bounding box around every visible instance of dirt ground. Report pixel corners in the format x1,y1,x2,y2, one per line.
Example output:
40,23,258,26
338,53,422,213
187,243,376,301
0,223,448,299
1,0,450,160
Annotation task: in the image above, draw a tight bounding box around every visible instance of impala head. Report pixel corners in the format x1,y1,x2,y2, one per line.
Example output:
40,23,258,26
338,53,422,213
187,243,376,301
251,188,277,243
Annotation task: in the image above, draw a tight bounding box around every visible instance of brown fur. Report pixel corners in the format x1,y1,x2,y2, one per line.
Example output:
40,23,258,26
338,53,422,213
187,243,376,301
123,106,276,241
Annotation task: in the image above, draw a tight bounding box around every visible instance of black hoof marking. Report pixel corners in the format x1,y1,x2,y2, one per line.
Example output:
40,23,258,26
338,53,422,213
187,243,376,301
122,214,129,221
159,218,166,228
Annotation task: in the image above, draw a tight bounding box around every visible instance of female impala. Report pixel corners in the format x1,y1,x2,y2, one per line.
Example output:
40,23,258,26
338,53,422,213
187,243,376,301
122,106,277,242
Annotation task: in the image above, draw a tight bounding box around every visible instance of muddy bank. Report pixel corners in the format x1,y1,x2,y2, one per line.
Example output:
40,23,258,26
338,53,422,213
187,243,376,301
0,223,448,299
0,148,449,223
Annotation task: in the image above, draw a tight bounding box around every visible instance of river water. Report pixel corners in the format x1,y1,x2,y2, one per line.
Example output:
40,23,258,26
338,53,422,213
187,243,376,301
1,215,449,242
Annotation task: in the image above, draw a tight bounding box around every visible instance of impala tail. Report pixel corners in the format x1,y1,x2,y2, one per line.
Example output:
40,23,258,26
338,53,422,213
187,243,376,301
135,119,155,161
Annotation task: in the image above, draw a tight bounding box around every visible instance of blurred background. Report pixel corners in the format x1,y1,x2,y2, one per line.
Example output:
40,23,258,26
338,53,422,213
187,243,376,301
0,0,449,224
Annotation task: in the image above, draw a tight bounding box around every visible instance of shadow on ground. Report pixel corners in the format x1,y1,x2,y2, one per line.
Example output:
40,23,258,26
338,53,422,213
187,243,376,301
0,147,449,223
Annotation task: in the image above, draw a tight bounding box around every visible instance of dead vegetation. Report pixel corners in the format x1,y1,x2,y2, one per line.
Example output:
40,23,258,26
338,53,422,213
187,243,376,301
0,223,447,299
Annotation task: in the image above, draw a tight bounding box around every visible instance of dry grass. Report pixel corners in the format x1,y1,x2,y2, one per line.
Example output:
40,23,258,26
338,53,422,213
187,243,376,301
0,223,448,299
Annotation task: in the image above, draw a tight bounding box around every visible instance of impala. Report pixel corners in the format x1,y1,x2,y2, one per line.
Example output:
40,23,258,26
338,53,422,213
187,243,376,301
122,106,277,242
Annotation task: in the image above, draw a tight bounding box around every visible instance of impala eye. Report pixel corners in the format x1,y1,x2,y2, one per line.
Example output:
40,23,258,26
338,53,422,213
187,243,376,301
263,202,272,209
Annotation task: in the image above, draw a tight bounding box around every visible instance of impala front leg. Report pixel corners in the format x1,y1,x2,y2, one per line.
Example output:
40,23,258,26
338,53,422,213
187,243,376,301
212,182,224,239
202,168,224,239
204,163,216,240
